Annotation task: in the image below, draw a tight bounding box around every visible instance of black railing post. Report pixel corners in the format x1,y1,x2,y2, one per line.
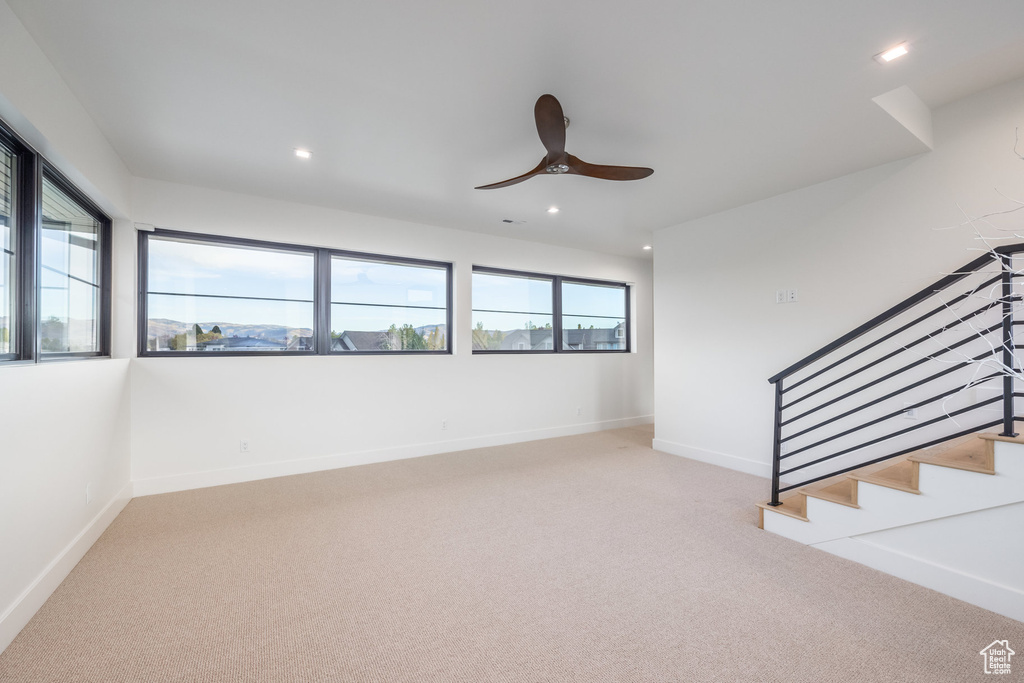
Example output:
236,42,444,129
769,380,783,506
1000,253,1018,437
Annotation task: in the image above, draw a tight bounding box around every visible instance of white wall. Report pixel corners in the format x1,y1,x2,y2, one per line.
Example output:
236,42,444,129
0,362,132,650
0,0,131,218
652,76,1024,478
129,178,654,494
0,0,135,653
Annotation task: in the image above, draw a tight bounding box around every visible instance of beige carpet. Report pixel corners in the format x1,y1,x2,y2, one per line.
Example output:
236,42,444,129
1,425,1020,682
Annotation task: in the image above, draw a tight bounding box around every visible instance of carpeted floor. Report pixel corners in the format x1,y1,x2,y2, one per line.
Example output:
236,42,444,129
0,425,1020,682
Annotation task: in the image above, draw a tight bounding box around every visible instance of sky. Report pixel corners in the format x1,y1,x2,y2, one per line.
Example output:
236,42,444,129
144,236,625,336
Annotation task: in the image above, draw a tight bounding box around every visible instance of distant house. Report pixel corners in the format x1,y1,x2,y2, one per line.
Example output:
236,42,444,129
197,336,287,352
499,329,554,351
332,330,392,351
563,322,625,350
498,322,624,351
287,336,314,351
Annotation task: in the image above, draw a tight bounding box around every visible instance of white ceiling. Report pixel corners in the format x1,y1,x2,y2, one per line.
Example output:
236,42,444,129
8,0,1024,256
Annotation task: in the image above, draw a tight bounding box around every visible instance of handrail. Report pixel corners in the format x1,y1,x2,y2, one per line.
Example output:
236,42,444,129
765,245,1024,507
768,246,1024,384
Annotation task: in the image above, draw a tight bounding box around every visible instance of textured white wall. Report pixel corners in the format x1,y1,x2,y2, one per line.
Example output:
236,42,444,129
129,178,655,493
652,76,1024,476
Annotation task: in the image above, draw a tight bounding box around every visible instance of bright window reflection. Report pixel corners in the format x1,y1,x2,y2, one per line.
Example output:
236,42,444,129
472,272,554,351
561,281,627,351
330,256,448,351
145,237,315,352
40,176,101,353
0,144,13,356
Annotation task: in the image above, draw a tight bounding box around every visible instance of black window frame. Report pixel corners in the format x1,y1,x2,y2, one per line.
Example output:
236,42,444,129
0,116,112,366
138,228,453,357
471,266,630,354
327,249,453,356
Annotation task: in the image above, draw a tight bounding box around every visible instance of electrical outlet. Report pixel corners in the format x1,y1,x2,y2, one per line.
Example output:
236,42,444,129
903,403,917,419
441,419,447,431
787,288,798,302
576,407,582,416
86,483,92,505
240,440,250,452
775,289,786,304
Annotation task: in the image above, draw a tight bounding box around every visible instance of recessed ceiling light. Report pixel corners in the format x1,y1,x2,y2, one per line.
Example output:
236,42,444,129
642,245,652,250
294,148,312,159
547,207,559,214
874,43,909,64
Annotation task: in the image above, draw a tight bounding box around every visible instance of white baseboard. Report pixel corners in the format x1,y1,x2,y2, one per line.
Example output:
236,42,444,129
815,536,1024,623
0,482,133,653
652,438,772,479
133,415,656,497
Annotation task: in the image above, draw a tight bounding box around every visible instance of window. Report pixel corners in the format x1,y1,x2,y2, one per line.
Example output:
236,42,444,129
561,280,628,351
141,233,316,354
40,174,105,354
472,267,629,353
0,116,111,365
330,254,450,353
138,230,453,356
0,141,14,358
472,270,554,351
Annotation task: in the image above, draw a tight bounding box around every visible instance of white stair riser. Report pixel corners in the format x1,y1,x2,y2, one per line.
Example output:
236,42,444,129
762,441,1024,544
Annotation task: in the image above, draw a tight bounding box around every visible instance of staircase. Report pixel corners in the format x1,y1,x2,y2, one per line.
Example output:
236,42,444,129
758,429,1024,541
758,246,1024,623
757,429,1024,622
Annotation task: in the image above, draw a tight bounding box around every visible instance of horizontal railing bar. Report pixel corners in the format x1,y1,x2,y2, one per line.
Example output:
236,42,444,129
779,397,1002,477
781,330,1000,424
776,419,1004,493
768,246,1024,385
782,350,997,432
783,302,999,406
783,283,1001,394
779,372,1002,456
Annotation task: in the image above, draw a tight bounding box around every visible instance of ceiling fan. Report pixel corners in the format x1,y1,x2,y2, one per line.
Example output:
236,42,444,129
475,94,654,190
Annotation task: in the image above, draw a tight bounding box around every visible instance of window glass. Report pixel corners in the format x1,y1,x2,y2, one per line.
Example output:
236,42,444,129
0,144,13,356
472,272,554,351
145,236,315,352
330,256,448,352
561,281,627,351
40,176,101,353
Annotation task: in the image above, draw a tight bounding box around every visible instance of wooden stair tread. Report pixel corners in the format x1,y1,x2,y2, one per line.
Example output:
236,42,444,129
849,460,919,494
756,495,807,523
757,425,1020,529
978,431,1024,446
800,479,858,508
908,438,995,474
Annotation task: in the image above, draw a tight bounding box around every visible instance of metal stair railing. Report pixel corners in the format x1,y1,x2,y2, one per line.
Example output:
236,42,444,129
766,246,1024,507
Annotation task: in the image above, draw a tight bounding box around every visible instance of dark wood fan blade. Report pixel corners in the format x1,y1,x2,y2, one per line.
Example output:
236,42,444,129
474,158,548,190
566,154,653,181
535,94,566,157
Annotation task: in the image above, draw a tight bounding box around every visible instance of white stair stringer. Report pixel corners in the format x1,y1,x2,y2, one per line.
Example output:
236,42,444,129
761,439,1024,622
762,441,1024,545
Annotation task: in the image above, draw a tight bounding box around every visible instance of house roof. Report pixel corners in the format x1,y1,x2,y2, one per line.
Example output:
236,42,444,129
7,1,1024,255
334,331,389,351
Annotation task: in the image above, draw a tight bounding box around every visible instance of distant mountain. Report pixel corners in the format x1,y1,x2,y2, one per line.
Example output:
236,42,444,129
147,319,313,341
